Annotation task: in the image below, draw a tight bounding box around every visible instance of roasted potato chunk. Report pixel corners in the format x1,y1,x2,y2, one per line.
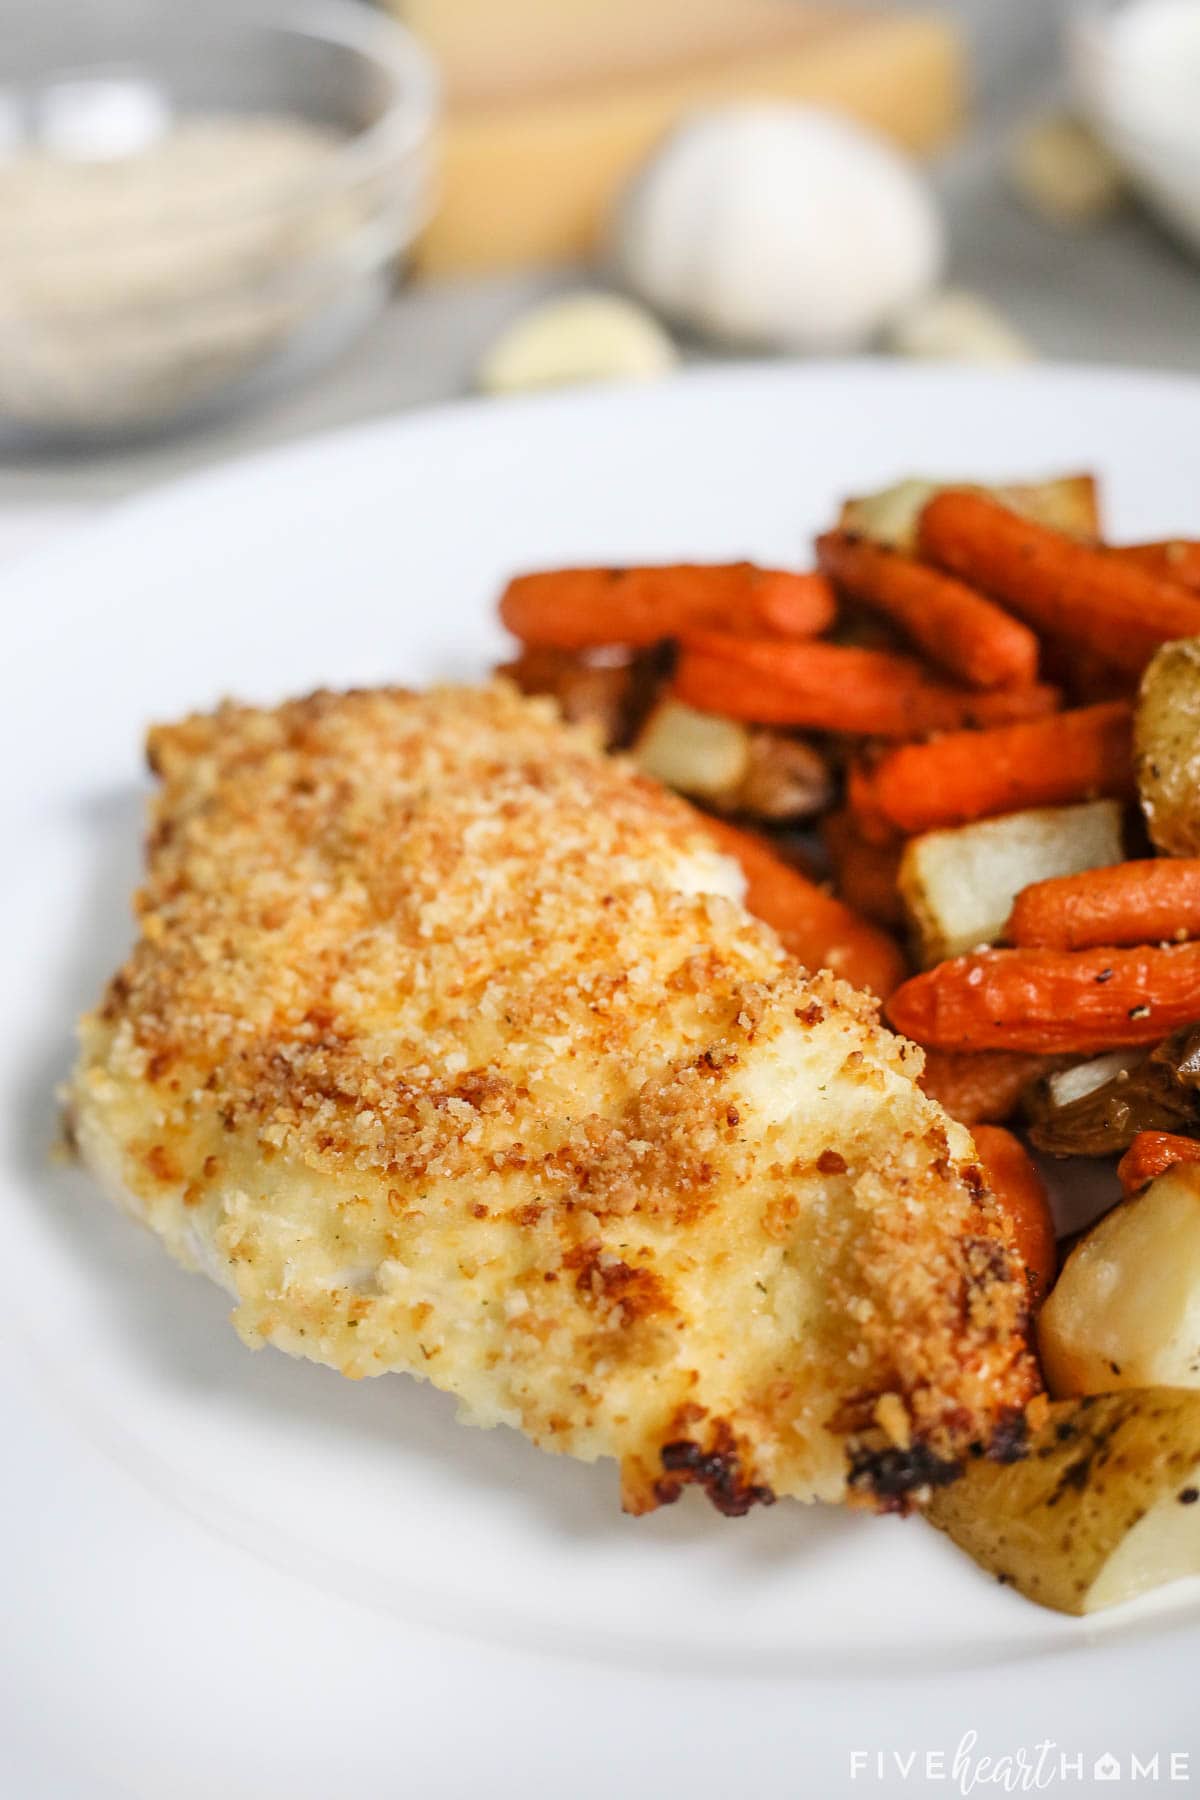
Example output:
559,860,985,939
1135,636,1200,857
633,698,750,799
839,473,1100,554
928,1389,1200,1614
633,700,832,822
1039,1166,1200,1396
898,800,1125,967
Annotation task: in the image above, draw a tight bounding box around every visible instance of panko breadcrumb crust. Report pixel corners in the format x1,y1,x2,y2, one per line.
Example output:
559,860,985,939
69,683,1038,1514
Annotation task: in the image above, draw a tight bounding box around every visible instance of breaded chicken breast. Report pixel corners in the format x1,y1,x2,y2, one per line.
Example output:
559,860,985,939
69,684,1037,1514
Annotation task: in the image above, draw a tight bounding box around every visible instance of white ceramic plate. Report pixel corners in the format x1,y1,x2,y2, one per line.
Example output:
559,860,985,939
2,363,1196,1799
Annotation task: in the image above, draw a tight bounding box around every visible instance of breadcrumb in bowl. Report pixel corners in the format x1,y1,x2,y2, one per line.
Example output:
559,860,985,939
68,682,1037,1516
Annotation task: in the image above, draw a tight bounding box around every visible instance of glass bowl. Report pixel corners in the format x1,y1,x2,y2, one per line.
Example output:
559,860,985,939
0,0,438,444
1070,0,1200,258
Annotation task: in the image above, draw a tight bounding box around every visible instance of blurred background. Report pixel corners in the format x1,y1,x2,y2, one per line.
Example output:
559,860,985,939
2,0,1199,552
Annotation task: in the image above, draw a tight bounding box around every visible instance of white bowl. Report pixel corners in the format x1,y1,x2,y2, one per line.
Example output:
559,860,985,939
1072,0,1200,257
0,0,438,443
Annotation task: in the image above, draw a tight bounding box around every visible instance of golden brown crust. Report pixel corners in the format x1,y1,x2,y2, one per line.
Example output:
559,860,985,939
71,683,1038,1512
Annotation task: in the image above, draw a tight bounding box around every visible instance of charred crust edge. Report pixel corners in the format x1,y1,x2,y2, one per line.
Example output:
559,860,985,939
847,1441,962,1512
655,1436,776,1517
848,1407,1029,1513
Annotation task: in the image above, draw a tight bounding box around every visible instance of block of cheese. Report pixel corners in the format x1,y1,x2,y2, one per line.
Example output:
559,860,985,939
407,10,966,277
396,0,847,108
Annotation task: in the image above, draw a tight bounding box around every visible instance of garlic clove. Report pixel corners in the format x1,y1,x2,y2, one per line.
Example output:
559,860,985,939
1009,113,1126,227
613,104,945,354
885,289,1035,365
476,292,678,395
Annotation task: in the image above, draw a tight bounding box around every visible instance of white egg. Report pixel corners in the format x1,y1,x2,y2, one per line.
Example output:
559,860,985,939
614,104,945,353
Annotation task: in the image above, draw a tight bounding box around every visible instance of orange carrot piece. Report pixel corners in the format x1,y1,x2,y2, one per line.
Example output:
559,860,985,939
674,635,1059,739
498,564,835,650
1008,859,1200,951
820,809,905,929
970,1125,1058,1302
887,943,1200,1055
1117,1130,1200,1194
1111,541,1200,594
919,1049,1056,1126
848,701,1134,840
816,530,1040,691
703,815,906,998
918,492,1200,676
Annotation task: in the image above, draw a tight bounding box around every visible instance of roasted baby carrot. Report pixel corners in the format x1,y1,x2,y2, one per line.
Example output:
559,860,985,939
919,492,1200,676
674,635,1059,739
498,564,835,650
1117,1130,1200,1194
848,702,1134,840
703,815,906,999
816,530,1040,690
886,943,1200,1055
1008,859,1200,951
820,809,906,929
970,1125,1057,1301
1111,541,1200,593
919,1049,1057,1126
